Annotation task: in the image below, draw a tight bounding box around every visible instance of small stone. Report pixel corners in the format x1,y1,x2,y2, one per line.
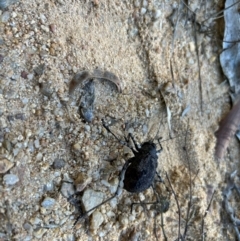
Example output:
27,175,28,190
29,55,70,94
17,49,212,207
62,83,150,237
36,153,43,162
40,25,49,32
3,174,19,185
34,139,40,148
34,64,45,76
49,24,56,33
72,142,81,151
0,158,14,173
41,197,56,208
119,215,129,227
153,9,161,20
33,228,47,239
90,211,104,230
22,98,29,104
52,158,65,169
23,222,33,232
2,140,12,152
140,7,147,15
75,172,92,192
61,182,75,198
84,125,91,132
43,182,54,192
134,0,140,7
82,189,105,215
39,13,46,23
15,113,25,120
11,11,17,18
21,71,28,79
27,73,34,80
142,0,148,7
1,11,10,22
40,83,53,97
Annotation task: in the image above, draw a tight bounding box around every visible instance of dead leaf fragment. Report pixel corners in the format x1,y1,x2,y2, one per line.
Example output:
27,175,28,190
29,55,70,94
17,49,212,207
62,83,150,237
93,69,123,92
215,99,240,159
69,71,90,94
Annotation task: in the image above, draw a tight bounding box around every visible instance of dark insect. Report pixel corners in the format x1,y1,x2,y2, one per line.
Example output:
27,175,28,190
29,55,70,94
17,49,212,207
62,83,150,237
74,119,162,224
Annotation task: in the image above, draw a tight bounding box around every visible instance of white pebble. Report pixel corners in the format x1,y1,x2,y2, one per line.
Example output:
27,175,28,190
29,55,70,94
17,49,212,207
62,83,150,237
36,152,43,161
3,174,19,185
82,189,105,215
142,0,148,7
153,9,161,20
22,98,29,104
34,139,40,148
90,211,104,230
134,0,140,7
140,7,147,15
11,12,17,18
41,197,56,208
1,11,10,23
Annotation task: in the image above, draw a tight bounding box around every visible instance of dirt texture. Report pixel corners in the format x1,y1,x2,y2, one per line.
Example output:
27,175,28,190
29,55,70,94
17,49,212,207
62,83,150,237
0,1,239,241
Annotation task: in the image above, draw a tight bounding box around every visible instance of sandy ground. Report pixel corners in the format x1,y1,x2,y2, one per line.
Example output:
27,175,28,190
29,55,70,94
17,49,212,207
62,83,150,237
0,0,239,240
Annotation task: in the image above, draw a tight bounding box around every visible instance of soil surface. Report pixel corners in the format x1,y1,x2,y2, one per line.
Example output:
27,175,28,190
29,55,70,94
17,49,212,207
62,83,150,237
0,1,239,241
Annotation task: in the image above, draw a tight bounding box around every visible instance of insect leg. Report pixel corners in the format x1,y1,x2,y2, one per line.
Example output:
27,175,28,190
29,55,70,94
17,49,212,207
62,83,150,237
128,133,141,151
102,119,137,153
102,119,127,146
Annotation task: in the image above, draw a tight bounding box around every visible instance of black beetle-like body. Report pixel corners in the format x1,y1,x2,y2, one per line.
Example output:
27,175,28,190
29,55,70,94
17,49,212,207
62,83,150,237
124,142,158,193
74,120,162,224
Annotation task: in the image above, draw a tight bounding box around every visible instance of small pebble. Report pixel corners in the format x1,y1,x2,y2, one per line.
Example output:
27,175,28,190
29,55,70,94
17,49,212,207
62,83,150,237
60,181,75,198
49,24,56,33
43,183,54,194
36,152,43,161
52,158,65,169
15,113,25,120
22,97,29,104
34,64,45,76
3,173,19,185
153,9,161,20
33,228,47,239
1,11,10,22
82,189,105,215
90,211,104,230
134,0,140,7
23,222,33,232
11,11,17,18
140,7,147,15
84,124,91,132
21,71,28,79
75,172,92,192
41,197,56,208
34,139,40,148
142,0,148,7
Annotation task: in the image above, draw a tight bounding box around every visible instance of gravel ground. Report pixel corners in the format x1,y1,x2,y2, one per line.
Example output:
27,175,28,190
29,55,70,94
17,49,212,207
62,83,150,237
0,1,239,241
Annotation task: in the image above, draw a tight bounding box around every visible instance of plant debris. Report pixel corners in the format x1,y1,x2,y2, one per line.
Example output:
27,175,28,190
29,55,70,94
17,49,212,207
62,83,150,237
69,69,123,95
79,79,95,123
215,99,240,159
